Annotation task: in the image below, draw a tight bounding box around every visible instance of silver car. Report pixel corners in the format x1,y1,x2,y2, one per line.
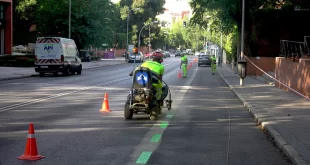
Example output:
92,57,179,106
126,52,144,63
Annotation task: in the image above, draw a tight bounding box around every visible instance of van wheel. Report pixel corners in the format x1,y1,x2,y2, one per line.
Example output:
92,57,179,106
77,65,82,75
63,67,70,76
39,72,45,77
53,72,58,76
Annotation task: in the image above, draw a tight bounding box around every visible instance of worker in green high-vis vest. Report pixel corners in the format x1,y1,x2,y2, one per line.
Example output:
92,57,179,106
211,55,216,75
180,53,188,78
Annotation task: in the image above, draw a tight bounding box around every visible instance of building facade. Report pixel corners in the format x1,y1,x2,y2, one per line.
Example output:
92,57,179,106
156,8,192,28
0,0,12,54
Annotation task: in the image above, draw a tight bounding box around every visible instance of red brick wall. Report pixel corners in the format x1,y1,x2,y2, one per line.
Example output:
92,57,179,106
275,57,310,98
246,57,275,76
0,0,12,3
3,0,12,54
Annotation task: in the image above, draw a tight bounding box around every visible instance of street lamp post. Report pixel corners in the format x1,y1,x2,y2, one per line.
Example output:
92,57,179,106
136,21,159,70
241,0,245,61
69,0,71,39
126,8,140,52
138,21,159,51
149,26,150,53
240,0,246,86
220,22,223,67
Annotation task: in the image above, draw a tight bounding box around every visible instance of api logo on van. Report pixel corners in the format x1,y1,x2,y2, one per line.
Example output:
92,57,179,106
44,44,53,53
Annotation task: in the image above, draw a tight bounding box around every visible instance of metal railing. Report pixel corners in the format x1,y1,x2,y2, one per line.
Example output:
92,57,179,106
279,40,305,62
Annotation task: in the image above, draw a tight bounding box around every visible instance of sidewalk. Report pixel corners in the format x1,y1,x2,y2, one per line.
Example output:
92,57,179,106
218,64,310,165
0,57,126,81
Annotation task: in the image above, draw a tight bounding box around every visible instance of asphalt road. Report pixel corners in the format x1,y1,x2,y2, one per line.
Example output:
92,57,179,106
0,56,290,165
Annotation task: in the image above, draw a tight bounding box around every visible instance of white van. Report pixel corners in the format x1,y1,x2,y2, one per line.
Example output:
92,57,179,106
34,37,82,77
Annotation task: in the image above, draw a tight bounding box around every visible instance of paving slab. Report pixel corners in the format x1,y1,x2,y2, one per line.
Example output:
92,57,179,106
217,64,310,165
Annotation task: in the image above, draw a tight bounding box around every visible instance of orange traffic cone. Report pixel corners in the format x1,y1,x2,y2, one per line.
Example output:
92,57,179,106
99,92,111,112
178,70,182,78
18,123,45,161
188,62,192,69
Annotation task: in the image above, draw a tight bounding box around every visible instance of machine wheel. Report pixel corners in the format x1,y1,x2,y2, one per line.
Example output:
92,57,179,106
39,72,45,77
53,72,58,76
149,105,159,120
124,102,133,119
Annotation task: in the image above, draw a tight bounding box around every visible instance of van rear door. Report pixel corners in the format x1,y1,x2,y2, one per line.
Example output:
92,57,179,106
35,38,61,65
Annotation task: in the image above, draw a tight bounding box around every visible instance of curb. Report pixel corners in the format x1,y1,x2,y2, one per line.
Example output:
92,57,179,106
0,62,127,82
82,61,126,70
0,74,39,81
217,69,309,165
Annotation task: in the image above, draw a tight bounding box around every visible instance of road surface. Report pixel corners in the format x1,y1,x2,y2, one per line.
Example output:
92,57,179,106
0,57,290,165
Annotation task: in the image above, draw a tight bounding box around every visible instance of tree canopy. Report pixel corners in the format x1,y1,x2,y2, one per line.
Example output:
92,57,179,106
13,0,166,50
189,0,310,59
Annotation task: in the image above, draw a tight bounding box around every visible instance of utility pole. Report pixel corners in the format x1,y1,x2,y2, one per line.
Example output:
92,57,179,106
241,0,245,61
68,0,71,39
149,26,150,53
239,0,246,86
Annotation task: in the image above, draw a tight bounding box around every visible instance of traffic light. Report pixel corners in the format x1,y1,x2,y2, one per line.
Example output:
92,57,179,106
183,21,186,27
133,47,138,54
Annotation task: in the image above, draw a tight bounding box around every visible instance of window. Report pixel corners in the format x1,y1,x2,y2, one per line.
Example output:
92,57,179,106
0,4,4,20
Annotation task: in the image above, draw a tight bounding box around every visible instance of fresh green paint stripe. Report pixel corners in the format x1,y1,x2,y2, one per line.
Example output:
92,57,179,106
150,134,162,143
166,114,173,119
160,121,169,128
136,151,152,164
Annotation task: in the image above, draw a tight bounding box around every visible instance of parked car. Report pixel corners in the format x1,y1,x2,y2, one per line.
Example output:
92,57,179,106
198,54,212,67
79,52,91,62
181,52,187,56
125,51,144,63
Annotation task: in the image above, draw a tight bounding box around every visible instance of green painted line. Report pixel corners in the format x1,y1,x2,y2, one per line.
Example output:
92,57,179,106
166,114,173,119
150,134,162,143
136,151,152,164
160,121,169,128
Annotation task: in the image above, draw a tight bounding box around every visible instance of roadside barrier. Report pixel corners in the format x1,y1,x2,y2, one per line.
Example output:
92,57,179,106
244,55,310,101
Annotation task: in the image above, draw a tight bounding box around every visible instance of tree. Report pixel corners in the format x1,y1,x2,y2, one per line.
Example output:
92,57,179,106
189,0,310,60
13,0,122,50
34,0,120,49
119,0,165,47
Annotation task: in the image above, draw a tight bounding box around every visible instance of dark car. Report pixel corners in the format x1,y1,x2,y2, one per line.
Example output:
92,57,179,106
198,55,212,67
79,51,92,62
163,51,170,57
175,50,181,57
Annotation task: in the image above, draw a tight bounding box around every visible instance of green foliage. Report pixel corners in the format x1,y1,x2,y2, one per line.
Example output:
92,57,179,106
0,55,35,67
33,0,120,49
13,0,127,49
119,0,165,46
13,0,165,50
189,0,310,59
